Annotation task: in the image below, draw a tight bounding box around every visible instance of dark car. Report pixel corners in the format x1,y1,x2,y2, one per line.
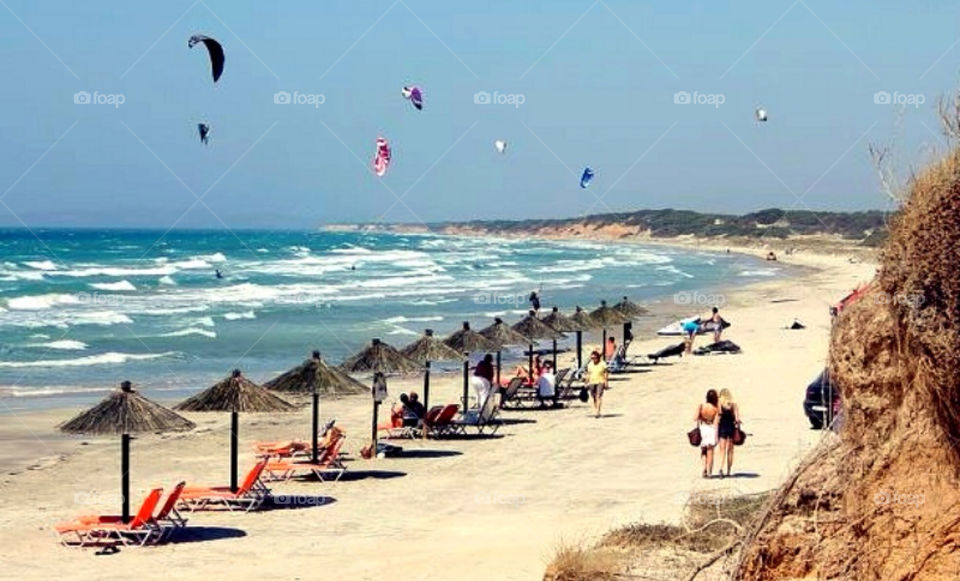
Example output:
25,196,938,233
803,368,840,429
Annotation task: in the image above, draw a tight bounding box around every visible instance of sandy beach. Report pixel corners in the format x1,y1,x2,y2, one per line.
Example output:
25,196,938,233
0,244,875,580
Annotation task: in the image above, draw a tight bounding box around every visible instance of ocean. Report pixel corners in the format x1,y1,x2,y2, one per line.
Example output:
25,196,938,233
0,228,784,408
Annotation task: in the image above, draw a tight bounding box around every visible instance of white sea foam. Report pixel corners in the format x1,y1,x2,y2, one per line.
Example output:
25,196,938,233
159,328,216,339
0,351,175,368
25,340,88,350
7,293,81,310
158,275,176,286
90,280,137,292
23,260,57,271
223,311,256,320
381,315,443,324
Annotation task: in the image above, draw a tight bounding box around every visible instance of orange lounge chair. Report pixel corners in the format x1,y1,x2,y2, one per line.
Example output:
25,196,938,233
178,460,270,512
263,436,346,482
56,488,164,548
74,481,188,542
253,440,310,458
424,404,460,438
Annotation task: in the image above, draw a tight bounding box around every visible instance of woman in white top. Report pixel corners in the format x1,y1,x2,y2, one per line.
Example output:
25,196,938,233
536,361,556,407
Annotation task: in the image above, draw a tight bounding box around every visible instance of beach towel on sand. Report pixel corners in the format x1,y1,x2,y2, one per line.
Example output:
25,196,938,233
648,342,685,363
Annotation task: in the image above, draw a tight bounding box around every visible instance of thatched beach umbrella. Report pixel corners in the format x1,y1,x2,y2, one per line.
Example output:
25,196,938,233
342,338,421,452
479,317,531,387
60,380,195,523
569,305,600,369
540,306,579,368
590,300,630,358
176,369,295,492
512,310,565,380
400,329,464,409
264,350,366,463
444,322,497,408
614,296,650,319
614,296,650,343
340,338,422,375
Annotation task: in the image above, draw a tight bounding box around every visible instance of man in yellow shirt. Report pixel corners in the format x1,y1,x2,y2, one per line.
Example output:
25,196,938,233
585,349,609,418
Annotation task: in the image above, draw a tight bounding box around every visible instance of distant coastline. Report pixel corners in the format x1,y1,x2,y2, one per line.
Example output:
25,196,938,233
323,207,885,263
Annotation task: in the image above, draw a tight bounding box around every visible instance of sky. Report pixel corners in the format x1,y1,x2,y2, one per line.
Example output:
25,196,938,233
0,0,958,229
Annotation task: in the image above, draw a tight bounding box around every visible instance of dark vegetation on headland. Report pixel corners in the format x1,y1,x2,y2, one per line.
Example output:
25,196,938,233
395,208,890,246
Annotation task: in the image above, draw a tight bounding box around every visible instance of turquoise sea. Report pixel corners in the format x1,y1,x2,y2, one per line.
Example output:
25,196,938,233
0,228,785,408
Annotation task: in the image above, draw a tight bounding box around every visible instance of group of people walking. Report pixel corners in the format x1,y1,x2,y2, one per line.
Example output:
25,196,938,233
693,388,741,478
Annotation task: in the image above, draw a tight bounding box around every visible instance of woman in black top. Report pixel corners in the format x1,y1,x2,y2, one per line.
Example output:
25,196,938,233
716,388,741,478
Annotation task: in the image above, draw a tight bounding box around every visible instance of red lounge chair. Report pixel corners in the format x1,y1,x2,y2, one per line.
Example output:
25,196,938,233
424,404,460,437
263,436,346,482
178,460,270,512
75,481,187,542
56,488,164,548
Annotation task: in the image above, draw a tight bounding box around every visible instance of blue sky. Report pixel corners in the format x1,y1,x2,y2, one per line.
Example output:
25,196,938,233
0,0,957,228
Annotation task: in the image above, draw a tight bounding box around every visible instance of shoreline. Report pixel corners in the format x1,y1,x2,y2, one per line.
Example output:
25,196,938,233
0,237,877,579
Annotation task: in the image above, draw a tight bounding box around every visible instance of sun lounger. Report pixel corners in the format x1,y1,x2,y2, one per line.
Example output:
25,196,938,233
74,481,188,543
178,460,270,512
253,440,310,458
450,395,501,435
421,403,461,438
262,436,347,482
56,488,164,548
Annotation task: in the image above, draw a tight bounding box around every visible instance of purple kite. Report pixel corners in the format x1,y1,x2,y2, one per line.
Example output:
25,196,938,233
401,86,423,111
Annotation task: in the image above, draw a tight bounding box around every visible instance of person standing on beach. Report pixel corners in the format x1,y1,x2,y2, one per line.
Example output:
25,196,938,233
529,290,541,313
683,318,700,354
694,389,719,478
471,354,495,408
585,350,609,418
716,389,740,478
709,306,724,343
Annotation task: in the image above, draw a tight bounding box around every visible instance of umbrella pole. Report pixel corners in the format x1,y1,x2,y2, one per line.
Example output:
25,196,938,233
462,358,469,409
528,343,533,382
552,339,557,369
121,433,130,524
424,360,431,410
312,390,320,464
496,351,501,388
230,410,239,493
371,399,379,454
577,331,582,370
602,328,607,360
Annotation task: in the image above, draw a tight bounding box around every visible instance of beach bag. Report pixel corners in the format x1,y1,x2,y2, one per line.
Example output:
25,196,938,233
733,426,747,446
578,387,589,402
687,427,702,447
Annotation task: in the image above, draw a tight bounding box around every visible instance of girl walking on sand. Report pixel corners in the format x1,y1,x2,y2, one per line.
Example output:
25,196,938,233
716,388,741,477
694,389,719,478
585,349,609,418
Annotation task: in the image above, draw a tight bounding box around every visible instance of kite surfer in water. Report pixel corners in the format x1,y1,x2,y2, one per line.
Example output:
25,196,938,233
215,268,223,279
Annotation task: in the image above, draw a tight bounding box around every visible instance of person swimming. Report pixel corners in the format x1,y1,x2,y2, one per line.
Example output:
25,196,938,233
215,268,223,279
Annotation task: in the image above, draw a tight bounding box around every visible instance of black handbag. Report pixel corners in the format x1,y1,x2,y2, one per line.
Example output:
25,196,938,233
687,427,702,447
578,387,589,402
733,425,747,446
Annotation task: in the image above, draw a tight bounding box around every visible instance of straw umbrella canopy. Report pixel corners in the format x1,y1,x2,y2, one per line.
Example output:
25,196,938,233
478,317,532,387
614,296,650,319
569,305,600,369
443,322,498,409
400,329,464,409
590,300,630,358
176,369,295,492
60,380,195,523
540,306,580,368
263,350,366,462
512,310,565,380
340,338,422,375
